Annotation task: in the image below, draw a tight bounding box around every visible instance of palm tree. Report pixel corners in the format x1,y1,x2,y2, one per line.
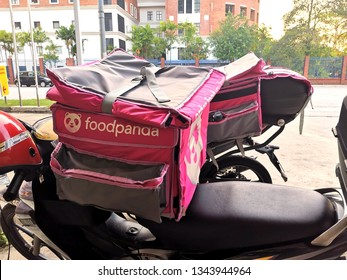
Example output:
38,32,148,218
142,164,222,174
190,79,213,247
44,39,59,68
0,30,15,61
55,24,75,58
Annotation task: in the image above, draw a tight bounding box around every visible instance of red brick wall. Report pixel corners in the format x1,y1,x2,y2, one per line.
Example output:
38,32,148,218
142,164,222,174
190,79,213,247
166,0,178,23
165,0,259,36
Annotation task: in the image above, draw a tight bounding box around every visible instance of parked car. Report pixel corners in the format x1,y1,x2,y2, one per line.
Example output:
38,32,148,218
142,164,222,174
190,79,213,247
14,71,52,87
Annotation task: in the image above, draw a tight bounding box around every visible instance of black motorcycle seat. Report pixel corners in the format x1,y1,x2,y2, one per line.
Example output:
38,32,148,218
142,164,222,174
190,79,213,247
138,181,336,251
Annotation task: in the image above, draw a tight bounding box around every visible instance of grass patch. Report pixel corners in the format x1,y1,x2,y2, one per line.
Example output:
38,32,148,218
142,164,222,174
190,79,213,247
0,99,54,107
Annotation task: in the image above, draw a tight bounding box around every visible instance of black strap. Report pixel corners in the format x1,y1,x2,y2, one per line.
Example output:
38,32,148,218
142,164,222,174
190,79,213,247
101,65,170,114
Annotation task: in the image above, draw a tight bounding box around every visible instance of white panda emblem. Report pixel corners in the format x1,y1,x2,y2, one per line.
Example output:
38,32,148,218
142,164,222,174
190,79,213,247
64,112,81,133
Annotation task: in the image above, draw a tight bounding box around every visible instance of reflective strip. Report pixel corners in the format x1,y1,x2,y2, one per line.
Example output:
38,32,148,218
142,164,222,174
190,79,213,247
0,131,31,153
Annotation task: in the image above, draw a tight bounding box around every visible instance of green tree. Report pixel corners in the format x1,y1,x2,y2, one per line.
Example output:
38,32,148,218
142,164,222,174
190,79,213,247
252,24,274,62
17,27,49,56
283,0,345,55
322,0,347,53
177,22,209,60
269,29,307,72
209,15,259,61
156,20,178,58
190,36,210,60
43,39,59,68
130,24,154,58
55,24,76,58
0,30,15,60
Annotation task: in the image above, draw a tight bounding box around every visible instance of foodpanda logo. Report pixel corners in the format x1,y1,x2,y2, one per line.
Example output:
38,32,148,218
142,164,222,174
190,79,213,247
64,112,82,133
63,112,160,138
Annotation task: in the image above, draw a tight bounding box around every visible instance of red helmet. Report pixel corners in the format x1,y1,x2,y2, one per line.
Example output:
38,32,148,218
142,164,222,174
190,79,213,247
0,111,42,174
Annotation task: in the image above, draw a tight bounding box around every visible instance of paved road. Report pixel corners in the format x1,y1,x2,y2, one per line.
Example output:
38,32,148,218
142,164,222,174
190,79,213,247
1,84,347,259
4,84,50,101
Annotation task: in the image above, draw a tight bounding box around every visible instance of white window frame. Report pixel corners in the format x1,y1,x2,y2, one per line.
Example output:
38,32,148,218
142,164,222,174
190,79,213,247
11,0,20,5
240,5,247,17
14,22,22,30
130,3,134,16
50,0,59,4
53,21,60,29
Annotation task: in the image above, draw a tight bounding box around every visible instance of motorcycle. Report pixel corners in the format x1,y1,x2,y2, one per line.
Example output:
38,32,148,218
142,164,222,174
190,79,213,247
1,93,347,260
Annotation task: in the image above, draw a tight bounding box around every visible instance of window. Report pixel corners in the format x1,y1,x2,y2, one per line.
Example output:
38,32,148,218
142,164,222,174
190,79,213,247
194,23,200,35
69,0,73,3
178,28,184,37
130,4,138,18
104,0,112,4
117,0,125,9
118,14,125,33
56,46,63,55
14,22,21,30
178,0,184,14
186,0,192,14
11,0,20,4
147,11,153,21
53,21,60,29
240,6,247,17
156,11,162,21
106,38,114,51
104,13,113,31
50,0,58,3
194,0,200,13
36,46,43,56
31,0,39,4
34,21,41,28
119,39,126,51
250,9,256,21
178,47,185,60
130,4,134,16
178,0,199,14
225,4,235,16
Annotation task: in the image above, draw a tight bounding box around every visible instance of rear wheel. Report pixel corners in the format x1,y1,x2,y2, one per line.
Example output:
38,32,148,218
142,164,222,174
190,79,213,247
202,155,272,183
0,204,66,260
40,81,46,87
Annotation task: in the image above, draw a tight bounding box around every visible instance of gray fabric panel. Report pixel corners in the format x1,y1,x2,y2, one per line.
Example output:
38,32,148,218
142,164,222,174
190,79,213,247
56,144,165,182
53,144,167,223
55,174,164,223
207,104,261,143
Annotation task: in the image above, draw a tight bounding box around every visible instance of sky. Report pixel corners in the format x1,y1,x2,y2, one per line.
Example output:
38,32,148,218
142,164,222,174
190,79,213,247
258,0,294,39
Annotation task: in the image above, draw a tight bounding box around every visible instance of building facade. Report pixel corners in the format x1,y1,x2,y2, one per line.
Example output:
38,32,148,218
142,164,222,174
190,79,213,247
0,0,139,68
0,0,260,71
125,0,260,60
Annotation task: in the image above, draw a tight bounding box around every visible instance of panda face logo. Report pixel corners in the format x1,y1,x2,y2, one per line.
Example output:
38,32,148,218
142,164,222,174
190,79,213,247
64,112,81,133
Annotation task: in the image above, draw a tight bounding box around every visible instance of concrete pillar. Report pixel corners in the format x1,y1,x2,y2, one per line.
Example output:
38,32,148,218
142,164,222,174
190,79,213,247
66,58,75,66
195,58,199,67
7,57,14,84
303,56,310,77
341,56,347,85
39,57,45,74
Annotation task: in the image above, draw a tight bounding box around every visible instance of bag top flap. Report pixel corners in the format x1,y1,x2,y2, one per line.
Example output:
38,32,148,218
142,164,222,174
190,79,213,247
216,52,266,82
47,49,216,110
46,49,225,128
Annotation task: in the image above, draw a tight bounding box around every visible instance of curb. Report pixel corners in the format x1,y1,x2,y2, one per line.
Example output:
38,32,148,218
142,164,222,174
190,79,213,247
0,106,51,113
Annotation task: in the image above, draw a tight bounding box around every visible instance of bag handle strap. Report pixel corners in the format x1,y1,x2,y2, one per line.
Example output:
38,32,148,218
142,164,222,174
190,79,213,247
101,65,170,114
